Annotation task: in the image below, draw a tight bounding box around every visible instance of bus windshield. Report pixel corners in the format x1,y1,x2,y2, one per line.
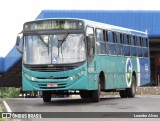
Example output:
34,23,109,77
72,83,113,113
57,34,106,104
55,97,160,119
23,34,86,64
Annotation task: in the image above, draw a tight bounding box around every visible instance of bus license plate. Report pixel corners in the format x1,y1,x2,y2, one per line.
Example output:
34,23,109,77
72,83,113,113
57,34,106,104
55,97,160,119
47,83,58,87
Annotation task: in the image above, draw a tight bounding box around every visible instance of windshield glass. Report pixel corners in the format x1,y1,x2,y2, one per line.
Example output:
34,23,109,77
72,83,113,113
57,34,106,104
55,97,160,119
23,34,86,64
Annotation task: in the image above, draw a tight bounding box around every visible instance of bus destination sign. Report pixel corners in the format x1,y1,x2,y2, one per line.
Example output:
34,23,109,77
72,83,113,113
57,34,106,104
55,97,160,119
24,20,84,31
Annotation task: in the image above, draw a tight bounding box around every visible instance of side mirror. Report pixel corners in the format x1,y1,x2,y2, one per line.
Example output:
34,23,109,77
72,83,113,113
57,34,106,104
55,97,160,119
16,32,23,54
16,36,20,46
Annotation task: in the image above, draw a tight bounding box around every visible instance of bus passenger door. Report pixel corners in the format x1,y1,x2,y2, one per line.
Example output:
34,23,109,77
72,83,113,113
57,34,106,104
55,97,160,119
86,27,96,89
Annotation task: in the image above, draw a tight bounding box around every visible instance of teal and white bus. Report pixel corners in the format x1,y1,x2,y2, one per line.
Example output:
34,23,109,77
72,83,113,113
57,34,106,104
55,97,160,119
16,18,150,102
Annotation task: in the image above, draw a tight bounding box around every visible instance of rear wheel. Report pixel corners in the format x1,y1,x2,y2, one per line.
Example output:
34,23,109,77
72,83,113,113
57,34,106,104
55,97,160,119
42,91,51,102
127,75,136,98
119,75,136,98
90,80,101,102
119,90,127,98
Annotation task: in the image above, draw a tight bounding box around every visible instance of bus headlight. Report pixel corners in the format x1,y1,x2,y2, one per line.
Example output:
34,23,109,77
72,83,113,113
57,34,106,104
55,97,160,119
31,77,36,81
24,73,36,81
70,76,74,81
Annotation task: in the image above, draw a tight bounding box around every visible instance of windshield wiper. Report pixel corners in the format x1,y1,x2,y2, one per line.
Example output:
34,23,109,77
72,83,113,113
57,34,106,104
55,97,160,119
57,33,69,48
57,33,69,56
38,35,50,55
38,35,49,47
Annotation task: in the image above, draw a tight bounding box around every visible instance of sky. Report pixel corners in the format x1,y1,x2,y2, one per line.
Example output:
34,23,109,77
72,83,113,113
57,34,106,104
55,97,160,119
0,0,160,57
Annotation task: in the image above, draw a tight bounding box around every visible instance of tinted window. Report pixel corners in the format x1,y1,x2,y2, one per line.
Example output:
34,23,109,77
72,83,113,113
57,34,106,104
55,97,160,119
137,47,143,57
136,37,141,46
116,33,121,43
143,48,148,57
108,31,114,43
116,33,123,55
108,43,116,55
130,46,137,56
142,37,148,47
96,29,104,41
96,29,107,54
123,35,129,45
130,36,136,46
124,46,130,56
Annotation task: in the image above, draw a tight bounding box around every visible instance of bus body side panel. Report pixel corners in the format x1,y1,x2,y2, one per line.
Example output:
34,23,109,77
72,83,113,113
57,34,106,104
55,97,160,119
95,55,128,90
139,58,150,86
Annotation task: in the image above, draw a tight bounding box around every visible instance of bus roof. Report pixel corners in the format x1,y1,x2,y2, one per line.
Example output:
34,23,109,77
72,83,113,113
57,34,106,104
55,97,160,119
82,19,148,37
31,18,148,37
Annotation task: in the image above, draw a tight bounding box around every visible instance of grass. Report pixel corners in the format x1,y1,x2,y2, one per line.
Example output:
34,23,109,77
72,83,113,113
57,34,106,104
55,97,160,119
0,102,4,121
0,87,20,98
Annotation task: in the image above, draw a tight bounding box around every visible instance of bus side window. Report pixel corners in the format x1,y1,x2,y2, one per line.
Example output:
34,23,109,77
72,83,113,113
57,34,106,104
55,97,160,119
107,31,116,55
142,37,149,57
123,34,130,56
108,31,114,43
116,33,123,56
137,36,143,57
96,29,107,54
130,35,137,56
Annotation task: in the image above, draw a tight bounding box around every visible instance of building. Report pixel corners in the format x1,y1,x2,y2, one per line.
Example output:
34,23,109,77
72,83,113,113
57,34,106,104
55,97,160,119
0,10,160,87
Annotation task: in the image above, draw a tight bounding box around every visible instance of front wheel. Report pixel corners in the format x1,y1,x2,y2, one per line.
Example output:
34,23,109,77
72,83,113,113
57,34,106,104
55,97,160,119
80,90,89,99
42,91,51,102
90,81,101,102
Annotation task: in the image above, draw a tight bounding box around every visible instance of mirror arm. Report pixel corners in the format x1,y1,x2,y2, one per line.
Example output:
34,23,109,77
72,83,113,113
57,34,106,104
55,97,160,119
16,31,23,54
16,46,23,54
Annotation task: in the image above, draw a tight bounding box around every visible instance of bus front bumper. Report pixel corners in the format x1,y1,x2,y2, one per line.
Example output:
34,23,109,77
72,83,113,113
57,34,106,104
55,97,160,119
22,72,88,91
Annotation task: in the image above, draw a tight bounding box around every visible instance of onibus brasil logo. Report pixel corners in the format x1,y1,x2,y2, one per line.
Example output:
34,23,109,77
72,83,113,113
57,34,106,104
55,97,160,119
126,58,132,87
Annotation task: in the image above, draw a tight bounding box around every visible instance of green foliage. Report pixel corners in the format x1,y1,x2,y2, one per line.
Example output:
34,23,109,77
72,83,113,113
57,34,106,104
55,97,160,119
0,87,20,98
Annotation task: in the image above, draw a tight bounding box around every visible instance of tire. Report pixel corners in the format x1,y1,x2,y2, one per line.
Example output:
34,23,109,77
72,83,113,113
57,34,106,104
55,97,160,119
80,90,89,99
42,91,51,102
127,75,136,98
119,90,127,98
90,80,101,102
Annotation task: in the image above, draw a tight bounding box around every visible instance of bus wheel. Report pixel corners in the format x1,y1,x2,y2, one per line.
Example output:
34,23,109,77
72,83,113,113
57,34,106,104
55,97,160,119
127,75,136,98
80,90,89,99
42,91,51,102
91,80,101,102
119,90,127,98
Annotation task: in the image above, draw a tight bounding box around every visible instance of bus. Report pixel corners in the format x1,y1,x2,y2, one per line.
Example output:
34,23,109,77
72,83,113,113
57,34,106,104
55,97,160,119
16,18,150,102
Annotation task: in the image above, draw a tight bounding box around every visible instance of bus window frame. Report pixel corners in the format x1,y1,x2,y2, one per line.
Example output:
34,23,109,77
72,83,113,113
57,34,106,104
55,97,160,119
142,37,149,58
136,36,143,58
123,34,131,57
95,28,107,55
130,35,137,57
107,31,117,56
116,32,124,56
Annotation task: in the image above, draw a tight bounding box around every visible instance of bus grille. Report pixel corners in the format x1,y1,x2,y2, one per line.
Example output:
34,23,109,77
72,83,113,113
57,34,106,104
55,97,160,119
24,61,85,72
24,65,76,72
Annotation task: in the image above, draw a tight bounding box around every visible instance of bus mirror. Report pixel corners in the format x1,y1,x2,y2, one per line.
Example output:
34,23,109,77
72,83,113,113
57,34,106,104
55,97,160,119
16,36,20,46
16,32,23,54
